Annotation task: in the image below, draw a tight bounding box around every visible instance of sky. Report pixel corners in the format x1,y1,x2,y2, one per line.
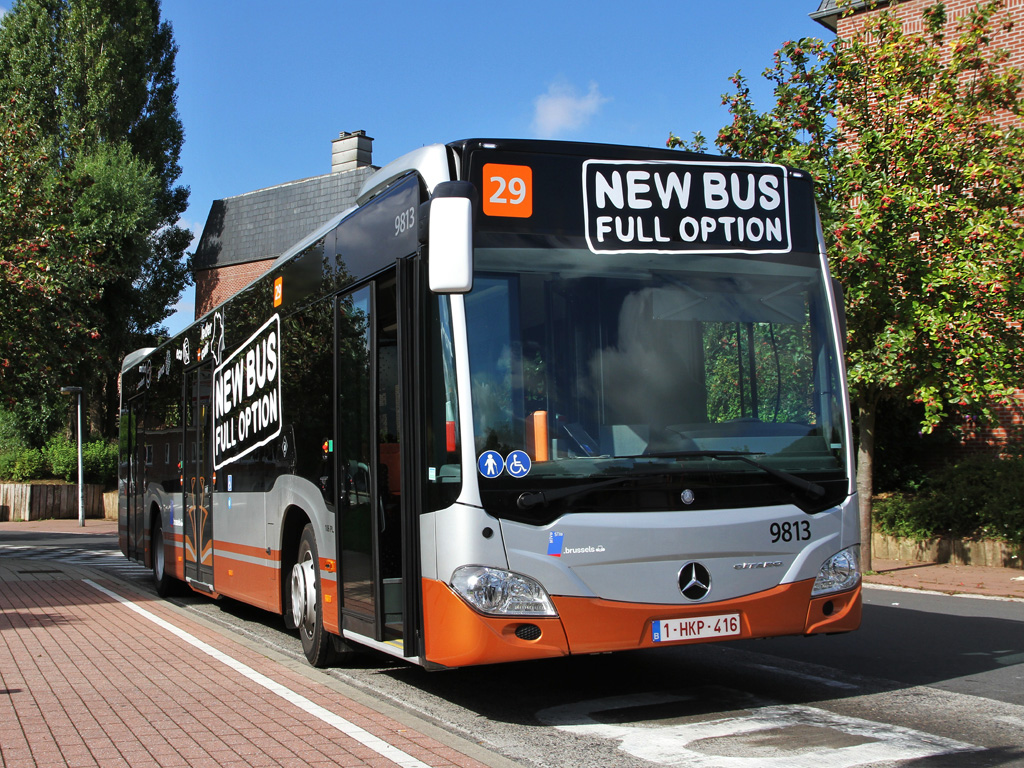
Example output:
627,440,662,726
1,0,835,335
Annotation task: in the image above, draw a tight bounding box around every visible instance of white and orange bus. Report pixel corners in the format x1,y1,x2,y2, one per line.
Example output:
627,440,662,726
119,138,860,669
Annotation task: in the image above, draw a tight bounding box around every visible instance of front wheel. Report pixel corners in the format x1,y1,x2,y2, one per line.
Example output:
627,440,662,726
291,524,336,667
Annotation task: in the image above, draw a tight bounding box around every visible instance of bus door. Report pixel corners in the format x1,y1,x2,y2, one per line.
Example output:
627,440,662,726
336,267,417,649
122,396,146,562
183,364,215,589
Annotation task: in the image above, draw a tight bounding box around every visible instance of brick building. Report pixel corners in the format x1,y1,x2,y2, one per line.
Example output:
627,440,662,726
811,0,1024,451
812,0,1024,36
192,130,376,318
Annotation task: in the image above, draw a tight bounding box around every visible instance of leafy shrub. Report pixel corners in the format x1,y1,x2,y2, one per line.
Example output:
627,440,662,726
0,448,20,480
43,437,118,486
0,448,48,482
874,456,1024,544
44,436,78,481
82,440,118,485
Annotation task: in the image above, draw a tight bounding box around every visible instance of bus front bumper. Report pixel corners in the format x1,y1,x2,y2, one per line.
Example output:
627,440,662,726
421,577,861,668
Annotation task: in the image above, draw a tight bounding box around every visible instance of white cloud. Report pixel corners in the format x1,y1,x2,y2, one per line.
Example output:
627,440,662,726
531,80,610,138
177,217,203,253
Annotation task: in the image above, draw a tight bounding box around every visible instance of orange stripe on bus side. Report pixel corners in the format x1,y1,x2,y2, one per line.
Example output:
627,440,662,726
421,578,570,668
321,576,340,635
216,539,274,560
213,556,281,613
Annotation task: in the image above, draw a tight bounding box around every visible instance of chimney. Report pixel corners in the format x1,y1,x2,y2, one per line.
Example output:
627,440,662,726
331,130,373,173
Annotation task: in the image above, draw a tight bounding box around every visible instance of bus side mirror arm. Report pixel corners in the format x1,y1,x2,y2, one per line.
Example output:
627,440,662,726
426,181,476,294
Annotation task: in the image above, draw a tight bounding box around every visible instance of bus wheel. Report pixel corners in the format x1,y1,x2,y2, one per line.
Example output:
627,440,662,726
291,524,335,667
152,523,175,597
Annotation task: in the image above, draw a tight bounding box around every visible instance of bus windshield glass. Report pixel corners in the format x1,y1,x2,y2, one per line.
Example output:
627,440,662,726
465,246,849,520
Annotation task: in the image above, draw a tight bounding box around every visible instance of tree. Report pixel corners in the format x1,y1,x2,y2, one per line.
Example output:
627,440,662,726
670,1,1024,570
0,0,191,438
0,96,107,441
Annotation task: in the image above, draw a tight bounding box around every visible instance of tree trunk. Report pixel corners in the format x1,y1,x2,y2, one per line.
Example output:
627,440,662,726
856,395,877,573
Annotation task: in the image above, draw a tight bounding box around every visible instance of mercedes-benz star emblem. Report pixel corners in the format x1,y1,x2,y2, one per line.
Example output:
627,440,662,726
678,562,712,601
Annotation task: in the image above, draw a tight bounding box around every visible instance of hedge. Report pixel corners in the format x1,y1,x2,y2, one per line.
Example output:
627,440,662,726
874,456,1024,544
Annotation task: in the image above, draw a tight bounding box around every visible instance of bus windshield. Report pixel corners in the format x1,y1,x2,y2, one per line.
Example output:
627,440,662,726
465,246,849,519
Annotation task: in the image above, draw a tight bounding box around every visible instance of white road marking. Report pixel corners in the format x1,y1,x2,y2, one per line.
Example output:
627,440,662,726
744,662,859,690
865,583,1024,604
538,692,981,767
84,579,431,768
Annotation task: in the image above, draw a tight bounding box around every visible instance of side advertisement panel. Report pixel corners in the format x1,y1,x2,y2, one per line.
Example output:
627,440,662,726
213,315,283,470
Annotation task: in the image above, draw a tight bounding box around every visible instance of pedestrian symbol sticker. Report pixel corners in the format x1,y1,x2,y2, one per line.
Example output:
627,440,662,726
506,450,532,478
478,450,504,478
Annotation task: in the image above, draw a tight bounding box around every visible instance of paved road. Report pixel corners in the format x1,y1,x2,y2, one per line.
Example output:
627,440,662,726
4,532,1023,767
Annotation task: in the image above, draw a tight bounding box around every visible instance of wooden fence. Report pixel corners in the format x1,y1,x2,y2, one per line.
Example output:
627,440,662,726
0,483,109,522
872,532,1022,569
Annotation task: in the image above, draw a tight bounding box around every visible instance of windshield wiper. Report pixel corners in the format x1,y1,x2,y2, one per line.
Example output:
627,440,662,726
517,477,631,511
628,450,825,501
515,451,825,511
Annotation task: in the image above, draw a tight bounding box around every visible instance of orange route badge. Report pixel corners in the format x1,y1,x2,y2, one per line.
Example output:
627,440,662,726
482,163,533,218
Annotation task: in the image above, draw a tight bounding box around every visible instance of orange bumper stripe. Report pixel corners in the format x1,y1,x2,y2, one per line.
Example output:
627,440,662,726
422,577,861,667
554,580,862,654
422,579,569,668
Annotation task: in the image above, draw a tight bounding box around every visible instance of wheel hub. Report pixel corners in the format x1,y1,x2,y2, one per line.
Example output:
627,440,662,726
290,557,317,630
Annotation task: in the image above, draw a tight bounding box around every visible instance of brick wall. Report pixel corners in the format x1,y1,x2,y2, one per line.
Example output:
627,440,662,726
838,0,1024,40
837,0,1024,83
837,0,1024,455
959,391,1024,455
194,260,273,319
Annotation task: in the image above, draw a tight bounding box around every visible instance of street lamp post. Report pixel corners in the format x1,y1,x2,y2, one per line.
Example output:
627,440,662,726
60,386,85,527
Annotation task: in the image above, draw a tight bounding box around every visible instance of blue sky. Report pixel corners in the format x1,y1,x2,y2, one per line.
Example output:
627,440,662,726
2,1,835,335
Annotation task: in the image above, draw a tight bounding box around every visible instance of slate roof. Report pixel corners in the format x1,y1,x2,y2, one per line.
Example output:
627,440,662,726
193,165,377,270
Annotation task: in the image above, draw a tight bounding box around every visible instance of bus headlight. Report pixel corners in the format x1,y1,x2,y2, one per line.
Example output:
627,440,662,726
812,546,861,596
450,566,558,617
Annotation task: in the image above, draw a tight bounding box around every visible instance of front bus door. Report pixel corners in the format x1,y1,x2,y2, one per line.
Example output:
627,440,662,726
183,364,215,589
336,266,419,653
122,396,146,562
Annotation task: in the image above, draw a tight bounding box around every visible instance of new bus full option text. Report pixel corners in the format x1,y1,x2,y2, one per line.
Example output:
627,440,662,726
583,161,791,254
213,315,283,469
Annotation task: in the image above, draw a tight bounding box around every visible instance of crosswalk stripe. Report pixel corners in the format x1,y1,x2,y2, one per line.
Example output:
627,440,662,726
0,544,151,579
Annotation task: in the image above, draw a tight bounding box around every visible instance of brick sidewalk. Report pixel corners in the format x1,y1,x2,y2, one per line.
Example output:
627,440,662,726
0,562,500,768
865,557,1024,600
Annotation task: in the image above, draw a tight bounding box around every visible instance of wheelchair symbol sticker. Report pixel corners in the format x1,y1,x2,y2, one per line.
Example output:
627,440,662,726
478,450,504,478
506,450,532,478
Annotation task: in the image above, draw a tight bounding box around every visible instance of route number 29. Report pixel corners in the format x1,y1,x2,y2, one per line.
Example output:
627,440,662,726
483,163,533,218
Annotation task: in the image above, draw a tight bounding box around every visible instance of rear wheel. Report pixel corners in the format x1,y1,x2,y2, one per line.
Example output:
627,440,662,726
291,524,336,667
152,522,176,597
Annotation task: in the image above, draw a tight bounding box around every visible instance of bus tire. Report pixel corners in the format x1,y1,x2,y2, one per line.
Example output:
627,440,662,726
152,522,176,597
292,524,335,667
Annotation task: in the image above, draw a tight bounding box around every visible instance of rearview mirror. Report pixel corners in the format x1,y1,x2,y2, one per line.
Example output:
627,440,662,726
428,182,475,294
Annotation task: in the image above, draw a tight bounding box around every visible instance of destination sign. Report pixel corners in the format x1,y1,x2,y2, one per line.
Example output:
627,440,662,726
583,160,791,255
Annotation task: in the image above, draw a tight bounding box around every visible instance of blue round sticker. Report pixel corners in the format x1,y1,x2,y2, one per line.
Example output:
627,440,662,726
478,450,504,478
506,450,532,478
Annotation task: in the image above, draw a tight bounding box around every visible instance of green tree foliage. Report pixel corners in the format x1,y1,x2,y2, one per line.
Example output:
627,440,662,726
0,0,191,439
670,1,1024,569
0,96,107,441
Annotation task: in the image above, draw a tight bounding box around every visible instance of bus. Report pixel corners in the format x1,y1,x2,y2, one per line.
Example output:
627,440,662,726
119,138,860,670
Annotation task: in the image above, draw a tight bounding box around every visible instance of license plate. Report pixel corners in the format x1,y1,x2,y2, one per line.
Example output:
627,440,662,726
652,613,741,643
